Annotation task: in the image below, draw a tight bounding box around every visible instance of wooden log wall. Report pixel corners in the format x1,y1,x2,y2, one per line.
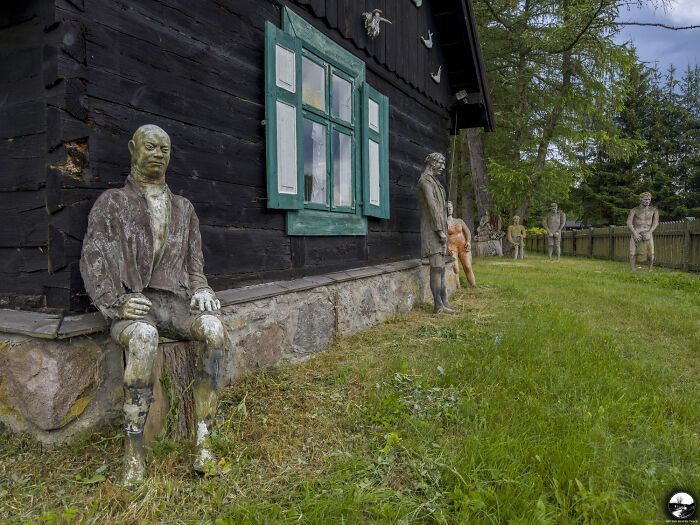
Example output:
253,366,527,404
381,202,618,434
525,219,700,273
0,1,69,310
1,0,457,311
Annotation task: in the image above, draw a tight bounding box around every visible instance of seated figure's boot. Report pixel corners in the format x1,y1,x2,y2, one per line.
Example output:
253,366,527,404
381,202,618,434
192,366,222,474
121,385,152,487
122,430,146,487
193,419,216,474
440,267,458,313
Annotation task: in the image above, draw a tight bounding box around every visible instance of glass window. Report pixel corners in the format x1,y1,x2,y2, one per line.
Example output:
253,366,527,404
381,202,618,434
302,56,325,111
332,74,352,122
265,9,390,231
333,130,352,208
303,119,327,204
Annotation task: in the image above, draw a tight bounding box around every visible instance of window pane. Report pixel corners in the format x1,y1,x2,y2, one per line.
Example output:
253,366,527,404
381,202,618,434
275,44,295,92
369,139,380,206
303,119,327,204
302,56,325,111
332,74,352,121
276,101,297,194
333,131,352,208
368,99,379,132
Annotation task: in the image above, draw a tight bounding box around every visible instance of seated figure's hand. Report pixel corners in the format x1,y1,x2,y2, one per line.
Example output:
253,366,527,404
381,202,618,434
120,294,152,320
191,289,221,312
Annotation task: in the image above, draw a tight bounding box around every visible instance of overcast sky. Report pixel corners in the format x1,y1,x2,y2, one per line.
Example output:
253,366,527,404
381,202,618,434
615,0,700,75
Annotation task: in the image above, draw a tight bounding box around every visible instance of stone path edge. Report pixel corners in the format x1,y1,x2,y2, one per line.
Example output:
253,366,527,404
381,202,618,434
0,259,426,340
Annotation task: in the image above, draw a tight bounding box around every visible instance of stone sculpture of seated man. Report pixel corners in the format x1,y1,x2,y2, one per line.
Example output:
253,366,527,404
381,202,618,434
80,124,227,486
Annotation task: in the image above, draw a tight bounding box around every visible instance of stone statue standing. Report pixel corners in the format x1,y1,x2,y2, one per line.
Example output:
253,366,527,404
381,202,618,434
542,202,566,261
417,153,457,314
507,216,526,259
80,125,227,486
627,192,659,272
446,201,476,288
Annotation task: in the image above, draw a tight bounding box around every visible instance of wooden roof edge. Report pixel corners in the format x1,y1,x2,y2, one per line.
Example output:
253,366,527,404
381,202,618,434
461,0,495,131
434,0,495,132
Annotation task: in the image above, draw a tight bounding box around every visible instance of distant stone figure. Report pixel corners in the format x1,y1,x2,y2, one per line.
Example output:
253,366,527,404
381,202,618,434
80,125,227,486
475,211,504,256
627,191,659,272
542,202,566,260
507,216,526,259
417,153,457,314
446,201,476,288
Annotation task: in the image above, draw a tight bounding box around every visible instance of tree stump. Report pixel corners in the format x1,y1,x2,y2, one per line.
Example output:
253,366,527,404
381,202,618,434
143,340,202,444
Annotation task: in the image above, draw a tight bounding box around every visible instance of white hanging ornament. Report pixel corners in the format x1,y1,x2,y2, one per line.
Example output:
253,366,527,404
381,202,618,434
412,0,423,6
431,66,442,84
420,30,433,49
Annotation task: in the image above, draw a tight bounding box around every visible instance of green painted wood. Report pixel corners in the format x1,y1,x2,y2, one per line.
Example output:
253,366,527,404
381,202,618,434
265,21,304,210
362,83,390,219
283,7,365,83
287,208,368,236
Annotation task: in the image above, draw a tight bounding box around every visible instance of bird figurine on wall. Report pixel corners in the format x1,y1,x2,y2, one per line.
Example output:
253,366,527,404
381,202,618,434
362,9,392,39
431,66,442,84
420,30,433,49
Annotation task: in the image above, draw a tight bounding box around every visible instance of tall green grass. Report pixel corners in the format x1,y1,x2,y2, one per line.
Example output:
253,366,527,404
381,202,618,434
1,254,697,523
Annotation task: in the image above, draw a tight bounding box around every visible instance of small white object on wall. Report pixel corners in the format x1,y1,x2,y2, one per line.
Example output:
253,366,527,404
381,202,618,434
431,65,442,84
420,30,433,49
412,0,423,6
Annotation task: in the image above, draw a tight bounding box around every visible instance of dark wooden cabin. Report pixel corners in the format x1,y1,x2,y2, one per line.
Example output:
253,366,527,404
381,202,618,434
0,0,493,313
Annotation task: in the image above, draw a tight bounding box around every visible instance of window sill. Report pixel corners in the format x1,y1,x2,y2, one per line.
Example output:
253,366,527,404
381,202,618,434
286,208,367,236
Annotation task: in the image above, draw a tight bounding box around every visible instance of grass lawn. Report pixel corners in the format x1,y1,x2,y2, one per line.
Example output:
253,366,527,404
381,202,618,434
1,254,698,524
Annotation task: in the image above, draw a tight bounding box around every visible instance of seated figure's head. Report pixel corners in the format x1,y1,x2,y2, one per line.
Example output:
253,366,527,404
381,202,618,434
424,152,445,174
129,124,171,180
640,192,652,207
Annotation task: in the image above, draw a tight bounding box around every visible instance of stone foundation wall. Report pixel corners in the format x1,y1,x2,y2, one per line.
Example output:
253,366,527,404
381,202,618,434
0,259,456,444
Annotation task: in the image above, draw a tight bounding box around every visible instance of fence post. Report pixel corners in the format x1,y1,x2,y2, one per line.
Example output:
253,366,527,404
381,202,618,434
589,227,594,258
609,226,615,260
683,218,691,272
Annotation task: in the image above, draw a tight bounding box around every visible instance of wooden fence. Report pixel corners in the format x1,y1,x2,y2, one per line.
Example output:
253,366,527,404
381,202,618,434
525,219,700,272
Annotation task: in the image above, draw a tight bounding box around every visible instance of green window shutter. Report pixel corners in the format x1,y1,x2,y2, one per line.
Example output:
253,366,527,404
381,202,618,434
362,83,390,219
265,22,304,210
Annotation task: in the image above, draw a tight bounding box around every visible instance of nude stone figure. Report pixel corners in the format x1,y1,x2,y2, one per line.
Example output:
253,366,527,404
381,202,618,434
627,192,659,272
80,125,227,486
446,201,476,288
417,153,457,314
507,216,526,259
542,202,566,261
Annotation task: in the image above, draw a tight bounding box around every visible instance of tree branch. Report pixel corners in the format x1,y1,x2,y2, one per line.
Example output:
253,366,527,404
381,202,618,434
552,0,608,54
613,21,700,30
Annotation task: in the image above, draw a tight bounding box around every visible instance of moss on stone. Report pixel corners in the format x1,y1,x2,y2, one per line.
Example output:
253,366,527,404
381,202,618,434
60,394,93,427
